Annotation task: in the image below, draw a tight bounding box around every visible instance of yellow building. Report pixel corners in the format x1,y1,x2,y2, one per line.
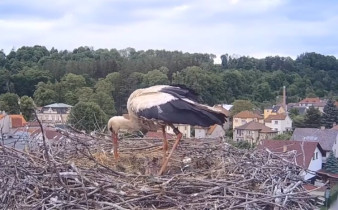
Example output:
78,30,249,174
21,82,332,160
264,105,286,119
233,111,264,129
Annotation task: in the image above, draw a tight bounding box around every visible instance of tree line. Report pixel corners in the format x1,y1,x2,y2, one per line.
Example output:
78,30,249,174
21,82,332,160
0,46,338,131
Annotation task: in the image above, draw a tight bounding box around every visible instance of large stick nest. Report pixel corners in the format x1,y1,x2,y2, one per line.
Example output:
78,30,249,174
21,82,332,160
0,129,321,209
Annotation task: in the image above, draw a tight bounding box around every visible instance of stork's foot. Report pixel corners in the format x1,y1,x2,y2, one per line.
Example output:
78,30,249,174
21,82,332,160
110,149,120,159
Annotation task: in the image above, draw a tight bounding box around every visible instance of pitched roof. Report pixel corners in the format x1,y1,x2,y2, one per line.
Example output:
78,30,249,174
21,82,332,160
207,124,217,135
236,121,277,133
291,128,338,151
272,105,282,113
265,113,288,122
234,111,263,119
213,105,230,116
44,103,73,108
10,115,27,128
299,97,321,103
30,127,64,141
258,140,323,168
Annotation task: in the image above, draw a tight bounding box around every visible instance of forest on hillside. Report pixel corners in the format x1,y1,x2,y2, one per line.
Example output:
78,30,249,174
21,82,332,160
0,46,338,121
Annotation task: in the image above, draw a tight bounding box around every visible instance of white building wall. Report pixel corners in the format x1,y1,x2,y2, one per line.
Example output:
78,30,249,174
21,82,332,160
0,114,10,134
195,128,207,138
207,125,225,138
303,147,323,180
166,124,191,138
332,135,338,158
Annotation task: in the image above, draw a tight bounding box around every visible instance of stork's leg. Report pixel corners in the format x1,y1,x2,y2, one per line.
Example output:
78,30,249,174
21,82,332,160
158,125,182,175
112,131,119,159
161,126,169,155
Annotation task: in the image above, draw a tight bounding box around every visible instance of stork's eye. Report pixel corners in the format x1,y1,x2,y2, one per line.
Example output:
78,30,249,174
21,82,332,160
109,127,113,132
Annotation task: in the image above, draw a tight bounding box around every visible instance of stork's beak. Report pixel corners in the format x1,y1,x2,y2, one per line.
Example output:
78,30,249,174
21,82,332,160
112,131,119,159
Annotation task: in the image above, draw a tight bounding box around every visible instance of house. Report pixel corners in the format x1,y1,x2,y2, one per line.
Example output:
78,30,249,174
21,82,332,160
263,105,286,119
291,128,338,161
37,103,72,125
298,98,326,112
213,105,231,130
287,103,308,115
233,111,264,129
264,113,292,134
30,127,69,148
195,124,225,139
0,112,10,134
166,124,191,138
0,112,27,135
258,140,324,181
144,131,174,139
233,121,277,144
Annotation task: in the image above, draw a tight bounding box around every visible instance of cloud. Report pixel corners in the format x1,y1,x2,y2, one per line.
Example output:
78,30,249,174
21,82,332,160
1,0,338,59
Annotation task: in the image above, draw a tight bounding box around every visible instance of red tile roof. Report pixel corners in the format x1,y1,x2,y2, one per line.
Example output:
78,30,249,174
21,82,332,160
258,140,323,168
236,121,277,133
10,115,27,128
234,111,263,119
31,127,64,141
265,113,287,122
299,97,321,103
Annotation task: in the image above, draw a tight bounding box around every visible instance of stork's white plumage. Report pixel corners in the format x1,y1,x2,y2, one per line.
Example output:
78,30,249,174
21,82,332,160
108,85,227,175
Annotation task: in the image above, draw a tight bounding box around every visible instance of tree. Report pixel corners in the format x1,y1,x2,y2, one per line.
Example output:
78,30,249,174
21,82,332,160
231,100,255,116
0,93,20,114
321,99,338,129
325,151,338,173
20,96,36,121
293,115,305,128
289,108,299,120
33,82,57,106
90,92,116,116
303,106,321,128
142,69,169,87
68,102,107,132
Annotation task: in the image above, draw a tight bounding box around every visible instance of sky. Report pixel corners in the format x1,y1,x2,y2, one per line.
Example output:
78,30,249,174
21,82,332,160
1,0,338,62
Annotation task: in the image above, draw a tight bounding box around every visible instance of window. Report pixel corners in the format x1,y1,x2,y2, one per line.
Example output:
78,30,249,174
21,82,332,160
316,152,318,159
274,121,278,124
241,120,246,124
235,119,238,123
313,153,315,160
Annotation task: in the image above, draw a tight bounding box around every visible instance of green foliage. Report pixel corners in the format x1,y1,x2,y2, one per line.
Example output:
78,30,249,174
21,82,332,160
289,108,300,120
228,140,254,149
325,151,338,173
293,115,306,128
1,47,338,115
321,99,338,129
304,106,322,128
0,93,20,114
230,100,255,116
90,92,116,116
20,96,36,121
68,102,107,132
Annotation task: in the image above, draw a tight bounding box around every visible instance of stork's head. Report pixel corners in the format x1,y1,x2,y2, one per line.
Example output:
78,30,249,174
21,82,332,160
107,116,123,134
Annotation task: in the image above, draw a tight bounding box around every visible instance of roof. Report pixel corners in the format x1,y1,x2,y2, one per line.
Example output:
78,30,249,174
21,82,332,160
265,113,288,122
207,124,217,135
291,128,338,151
234,111,263,119
144,131,174,139
258,140,323,168
235,121,277,133
30,127,64,141
10,115,27,128
272,105,282,113
213,105,230,117
44,103,73,108
299,97,321,103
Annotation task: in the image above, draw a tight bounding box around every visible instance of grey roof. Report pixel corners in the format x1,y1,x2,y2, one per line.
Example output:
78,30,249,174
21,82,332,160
272,105,281,113
44,103,73,108
291,128,338,151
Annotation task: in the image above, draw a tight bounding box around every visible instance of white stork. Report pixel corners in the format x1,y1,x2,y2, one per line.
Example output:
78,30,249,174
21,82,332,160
107,85,227,175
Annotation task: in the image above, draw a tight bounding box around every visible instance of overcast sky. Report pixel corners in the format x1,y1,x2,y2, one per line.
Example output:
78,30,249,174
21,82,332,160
1,0,338,62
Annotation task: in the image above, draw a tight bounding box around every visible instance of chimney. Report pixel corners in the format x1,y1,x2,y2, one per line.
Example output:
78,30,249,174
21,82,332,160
283,145,287,153
283,86,287,111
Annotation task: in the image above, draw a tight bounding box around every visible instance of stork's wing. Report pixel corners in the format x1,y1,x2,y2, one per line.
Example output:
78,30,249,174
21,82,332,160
129,86,226,127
